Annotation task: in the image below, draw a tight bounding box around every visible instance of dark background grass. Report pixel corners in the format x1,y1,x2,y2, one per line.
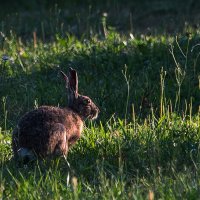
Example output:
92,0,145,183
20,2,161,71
1,0,200,38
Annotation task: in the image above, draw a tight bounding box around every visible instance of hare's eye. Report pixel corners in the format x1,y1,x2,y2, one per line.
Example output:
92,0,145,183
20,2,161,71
83,99,91,105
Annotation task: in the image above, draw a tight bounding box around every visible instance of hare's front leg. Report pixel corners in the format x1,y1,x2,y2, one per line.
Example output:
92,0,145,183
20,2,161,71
48,123,68,157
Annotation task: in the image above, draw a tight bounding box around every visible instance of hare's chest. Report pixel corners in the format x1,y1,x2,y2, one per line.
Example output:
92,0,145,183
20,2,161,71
66,118,83,147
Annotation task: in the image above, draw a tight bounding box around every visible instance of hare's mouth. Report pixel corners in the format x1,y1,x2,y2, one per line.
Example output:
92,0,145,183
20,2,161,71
88,110,99,120
90,114,98,120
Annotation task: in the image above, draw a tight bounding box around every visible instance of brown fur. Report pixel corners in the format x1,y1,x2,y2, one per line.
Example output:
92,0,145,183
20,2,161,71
12,68,99,160
12,106,83,158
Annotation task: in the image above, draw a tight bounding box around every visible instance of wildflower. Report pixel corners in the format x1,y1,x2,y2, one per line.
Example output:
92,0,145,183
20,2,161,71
102,12,108,17
2,55,9,61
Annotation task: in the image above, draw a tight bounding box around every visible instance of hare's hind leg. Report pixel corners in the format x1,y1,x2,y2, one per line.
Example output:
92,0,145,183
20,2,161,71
48,123,68,157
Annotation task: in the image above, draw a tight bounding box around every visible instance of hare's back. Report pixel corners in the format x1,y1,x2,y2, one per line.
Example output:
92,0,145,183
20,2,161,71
18,106,69,132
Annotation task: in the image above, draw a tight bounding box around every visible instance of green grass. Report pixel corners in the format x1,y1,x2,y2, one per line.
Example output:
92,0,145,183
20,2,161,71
0,1,200,199
1,115,200,199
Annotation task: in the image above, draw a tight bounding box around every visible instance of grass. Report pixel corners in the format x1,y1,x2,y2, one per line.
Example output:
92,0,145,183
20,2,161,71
0,1,200,199
1,115,200,199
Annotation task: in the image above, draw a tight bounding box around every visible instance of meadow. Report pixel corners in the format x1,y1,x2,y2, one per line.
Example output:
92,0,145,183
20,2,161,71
0,1,200,199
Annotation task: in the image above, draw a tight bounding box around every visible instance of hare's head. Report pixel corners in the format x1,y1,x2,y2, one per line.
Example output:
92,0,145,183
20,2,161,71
61,68,99,120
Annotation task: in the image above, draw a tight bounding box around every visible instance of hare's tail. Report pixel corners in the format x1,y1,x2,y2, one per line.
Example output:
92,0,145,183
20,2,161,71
17,148,36,163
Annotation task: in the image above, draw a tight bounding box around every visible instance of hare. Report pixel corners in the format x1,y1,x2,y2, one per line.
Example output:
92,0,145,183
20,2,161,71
12,67,99,162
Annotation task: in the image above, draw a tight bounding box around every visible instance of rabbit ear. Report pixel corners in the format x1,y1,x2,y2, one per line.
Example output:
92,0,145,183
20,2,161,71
61,70,74,106
61,68,78,107
68,67,78,98
60,71,69,88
